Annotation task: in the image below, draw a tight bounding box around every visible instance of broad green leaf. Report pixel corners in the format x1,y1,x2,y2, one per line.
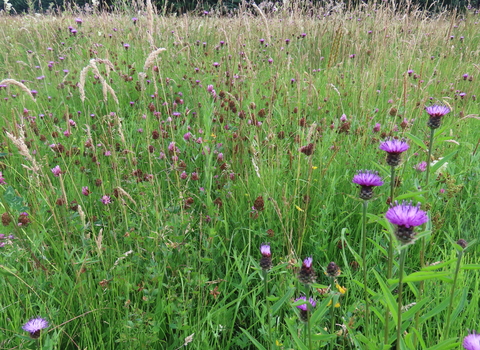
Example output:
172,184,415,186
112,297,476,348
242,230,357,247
388,271,452,284
271,286,294,315
430,150,457,173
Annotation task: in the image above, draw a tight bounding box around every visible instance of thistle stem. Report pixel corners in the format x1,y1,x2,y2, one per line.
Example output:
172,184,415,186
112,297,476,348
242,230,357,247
263,270,272,350
305,285,313,350
384,165,395,346
329,277,336,350
361,200,370,337
396,247,408,350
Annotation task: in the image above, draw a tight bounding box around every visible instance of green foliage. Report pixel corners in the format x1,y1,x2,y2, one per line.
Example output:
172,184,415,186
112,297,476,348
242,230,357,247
0,4,479,349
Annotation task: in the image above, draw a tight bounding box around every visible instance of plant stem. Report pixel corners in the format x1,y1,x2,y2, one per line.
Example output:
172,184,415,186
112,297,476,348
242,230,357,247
361,200,370,338
384,165,395,346
263,270,272,350
396,247,408,350
329,277,336,350
443,249,463,339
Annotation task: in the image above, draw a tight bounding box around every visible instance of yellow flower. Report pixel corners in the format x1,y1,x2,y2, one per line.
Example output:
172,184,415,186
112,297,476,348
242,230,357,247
275,340,283,346
335,284,347,295
312,166,318,170
211,133,217,139
327,300,341,308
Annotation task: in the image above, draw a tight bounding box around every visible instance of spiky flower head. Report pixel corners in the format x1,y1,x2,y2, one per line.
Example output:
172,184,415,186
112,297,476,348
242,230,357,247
298,257,316,285
425,104,450,129
259,243,272,270
379,138,409,167
463,331,480,350
457,239,468,249
352,170,384,200
22,317,49,339
386,201,428,244
326,262,341,277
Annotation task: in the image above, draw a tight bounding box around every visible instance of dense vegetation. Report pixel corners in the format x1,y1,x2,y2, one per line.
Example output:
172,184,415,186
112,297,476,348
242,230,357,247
0,1,479,349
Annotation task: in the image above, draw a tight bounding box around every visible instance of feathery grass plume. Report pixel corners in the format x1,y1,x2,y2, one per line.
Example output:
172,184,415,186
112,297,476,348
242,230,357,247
143,47,167,71
0,79,36,101
79,59,118,104
115,187,137,205
5,129,41,178
146,0,154,48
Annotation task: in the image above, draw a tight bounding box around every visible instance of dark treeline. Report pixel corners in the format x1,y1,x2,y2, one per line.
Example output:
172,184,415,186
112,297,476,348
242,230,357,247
6,0,479,14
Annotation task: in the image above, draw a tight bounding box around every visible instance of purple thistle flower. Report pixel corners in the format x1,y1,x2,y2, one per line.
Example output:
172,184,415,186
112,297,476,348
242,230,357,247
295,296,316,322
379,138,409,167
386,201,428,244
425,105,450,129
295,296,317,311
260,243,271,257
352,170,383,200
260,243,272,270
463,331,480,350
298,257,315,284
22,317,49,339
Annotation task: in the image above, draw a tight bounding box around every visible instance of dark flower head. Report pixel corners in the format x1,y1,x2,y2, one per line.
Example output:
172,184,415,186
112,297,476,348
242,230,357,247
456,239,468,249
386,201,428,244
463,331,480,350
22,317,49,339
379,138,409,167
425,105,450,129
326,262,341,277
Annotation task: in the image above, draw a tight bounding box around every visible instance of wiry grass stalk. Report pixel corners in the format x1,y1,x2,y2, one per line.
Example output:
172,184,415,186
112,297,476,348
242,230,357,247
263,270,272,350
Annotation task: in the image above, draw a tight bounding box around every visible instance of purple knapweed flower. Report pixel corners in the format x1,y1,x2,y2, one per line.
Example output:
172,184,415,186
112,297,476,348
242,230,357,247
51,165,62,177
260,243,272,270
0,172,6,185
295,296,316,311
373,123,381,132
123,43,130,50
425,104,450,129
379,138,409,167
132,17,138,23
298,257,315,284
295,296,316,322
82,186,90,196
463,331,480,350
386,201,428,244
352,170,384,200
22,317,49,339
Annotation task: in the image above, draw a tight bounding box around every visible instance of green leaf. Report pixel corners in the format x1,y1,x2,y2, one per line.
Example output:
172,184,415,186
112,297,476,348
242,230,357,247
419,297,450,323
271,286,294,315
425,338,460,350
388,271,452,284
406,132,427,150
461,264,480,270
240,328,267,350
373,270,398,322
430,150,457,174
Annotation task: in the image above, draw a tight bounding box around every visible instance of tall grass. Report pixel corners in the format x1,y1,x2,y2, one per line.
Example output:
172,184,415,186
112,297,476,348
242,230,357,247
0,2,479,349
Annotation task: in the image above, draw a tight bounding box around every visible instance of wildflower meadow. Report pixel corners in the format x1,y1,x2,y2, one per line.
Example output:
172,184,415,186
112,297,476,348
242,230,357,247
0,1,479,349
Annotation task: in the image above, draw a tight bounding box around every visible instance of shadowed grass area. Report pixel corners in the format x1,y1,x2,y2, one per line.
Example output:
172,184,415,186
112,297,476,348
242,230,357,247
0,2,479,349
